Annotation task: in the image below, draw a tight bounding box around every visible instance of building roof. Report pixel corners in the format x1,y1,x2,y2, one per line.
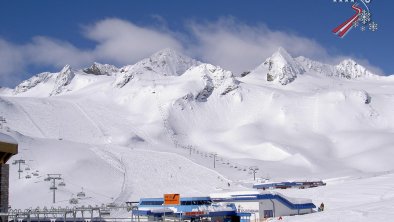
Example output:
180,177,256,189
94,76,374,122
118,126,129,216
211,192,316,210
0,132,18,163
0,133,17,145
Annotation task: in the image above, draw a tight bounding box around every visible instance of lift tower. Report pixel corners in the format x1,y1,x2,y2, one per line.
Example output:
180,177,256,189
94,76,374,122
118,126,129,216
45,174,64,204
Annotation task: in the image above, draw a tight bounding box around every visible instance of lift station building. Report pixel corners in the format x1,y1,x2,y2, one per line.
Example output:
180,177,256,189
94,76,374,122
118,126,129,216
0,133,18,217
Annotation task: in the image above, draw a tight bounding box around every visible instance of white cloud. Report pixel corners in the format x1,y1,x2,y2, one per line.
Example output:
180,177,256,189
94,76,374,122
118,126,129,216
187,18,329,73
85,18,183,64
0,17,385,87
25,36,94,68
0,39,25,86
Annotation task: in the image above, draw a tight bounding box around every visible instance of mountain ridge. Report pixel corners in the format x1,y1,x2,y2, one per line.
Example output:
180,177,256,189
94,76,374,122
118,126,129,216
2,47,384,96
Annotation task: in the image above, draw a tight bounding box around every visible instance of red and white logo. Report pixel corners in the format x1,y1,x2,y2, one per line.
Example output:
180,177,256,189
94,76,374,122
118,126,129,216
332,0,378,38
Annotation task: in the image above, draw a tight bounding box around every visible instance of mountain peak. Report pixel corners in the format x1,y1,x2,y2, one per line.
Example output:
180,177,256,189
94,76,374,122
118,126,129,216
50,65,75,95
83,62,118,76
336,58,376,79
254,47,305,85
270,47,297,65
114,48,200,88
339,58,358,66
274,47,292,57
152,47,180,57
147,48,199,72
60,64,71,73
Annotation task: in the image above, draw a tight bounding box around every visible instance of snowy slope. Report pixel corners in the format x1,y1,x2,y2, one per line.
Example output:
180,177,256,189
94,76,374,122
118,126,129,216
2,48,394,221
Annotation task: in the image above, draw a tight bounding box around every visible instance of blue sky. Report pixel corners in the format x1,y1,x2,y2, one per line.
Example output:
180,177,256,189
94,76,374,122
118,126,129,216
0,0,393,87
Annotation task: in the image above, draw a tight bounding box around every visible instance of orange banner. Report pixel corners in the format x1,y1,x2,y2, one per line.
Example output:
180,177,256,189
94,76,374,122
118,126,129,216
164,194,180,205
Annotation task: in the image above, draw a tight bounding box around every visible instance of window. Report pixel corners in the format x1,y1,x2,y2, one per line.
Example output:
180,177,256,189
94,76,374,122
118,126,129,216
140,201,163,205
264,210,273,218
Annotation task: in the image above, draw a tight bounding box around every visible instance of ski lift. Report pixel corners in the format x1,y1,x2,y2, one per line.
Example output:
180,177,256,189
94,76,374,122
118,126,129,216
25,175,31,179
58,181,66,187
106,202,117,208
69,198,79,205
77,188,86,198
33,172,39,176
101,209,111,216
25,166,31,171
44,177,51,182
18,169,23,173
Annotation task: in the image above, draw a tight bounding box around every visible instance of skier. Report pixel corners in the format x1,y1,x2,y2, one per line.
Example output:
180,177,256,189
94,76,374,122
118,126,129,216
318,202,325,212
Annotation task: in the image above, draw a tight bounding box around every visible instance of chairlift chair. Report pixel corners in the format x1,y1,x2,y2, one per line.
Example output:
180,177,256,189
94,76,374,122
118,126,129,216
25,166,31,171
106,202,117,208
25,175,31,179
77,191,86,198
101,209,111,216
77,188,86,198
69,198,79,205
58,181,66,187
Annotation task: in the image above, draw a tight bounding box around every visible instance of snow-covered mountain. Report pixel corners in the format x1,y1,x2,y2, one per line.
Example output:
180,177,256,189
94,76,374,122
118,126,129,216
252,47,305,85
83,62,118,76
1,48,394,221
114,48,200,88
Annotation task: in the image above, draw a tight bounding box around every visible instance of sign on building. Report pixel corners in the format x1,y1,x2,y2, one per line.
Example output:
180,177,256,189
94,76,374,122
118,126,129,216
164,194,180,205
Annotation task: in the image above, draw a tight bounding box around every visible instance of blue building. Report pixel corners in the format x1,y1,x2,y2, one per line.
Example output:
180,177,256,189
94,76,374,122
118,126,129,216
133,192,316,221
133,196,251,222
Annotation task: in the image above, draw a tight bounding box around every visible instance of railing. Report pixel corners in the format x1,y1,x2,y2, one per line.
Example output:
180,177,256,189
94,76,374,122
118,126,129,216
1,205,139,222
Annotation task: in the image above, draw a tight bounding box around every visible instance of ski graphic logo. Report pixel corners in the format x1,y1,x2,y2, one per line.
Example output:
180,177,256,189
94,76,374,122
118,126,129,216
332,0,378,38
